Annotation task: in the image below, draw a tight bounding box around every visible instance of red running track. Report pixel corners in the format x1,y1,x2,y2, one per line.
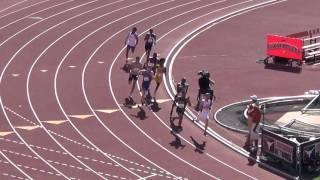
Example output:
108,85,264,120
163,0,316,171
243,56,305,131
0,0,308,179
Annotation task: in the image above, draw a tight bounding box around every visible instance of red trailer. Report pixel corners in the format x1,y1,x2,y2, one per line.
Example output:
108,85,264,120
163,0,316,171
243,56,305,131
264,34,303,67
264,28,320,67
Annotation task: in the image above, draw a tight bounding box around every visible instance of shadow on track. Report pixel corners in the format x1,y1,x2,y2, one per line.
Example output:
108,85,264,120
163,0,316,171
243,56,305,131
169,131,185,149
190,136,206,154
131,105,147,120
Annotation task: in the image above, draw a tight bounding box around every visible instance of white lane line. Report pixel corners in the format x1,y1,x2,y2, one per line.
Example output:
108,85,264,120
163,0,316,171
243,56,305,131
1,172,28,180
0,0,97,52
163,0,289,178
0,0,106,178
81,0,221,179
82,0,239,179
0,0,28,14
107,0,280,179
1,135,169,175
50,0,190,179
0,0,50,21
25,0,155,179
0,0,74,31
107,13,221,180
165,0,288,154
138,173,157,180
0,150,33,180
0,149,130,179
0,159,65,178
135,0,272,179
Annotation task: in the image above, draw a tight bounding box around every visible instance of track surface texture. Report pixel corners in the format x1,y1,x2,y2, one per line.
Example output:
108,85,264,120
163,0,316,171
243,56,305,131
0,0,318,179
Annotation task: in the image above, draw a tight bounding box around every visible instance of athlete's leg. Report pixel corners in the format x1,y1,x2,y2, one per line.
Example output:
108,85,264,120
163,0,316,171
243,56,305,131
125,46,130,61
169,101,175,119
129,79,136,97
204,118,208,136
154,82,160,97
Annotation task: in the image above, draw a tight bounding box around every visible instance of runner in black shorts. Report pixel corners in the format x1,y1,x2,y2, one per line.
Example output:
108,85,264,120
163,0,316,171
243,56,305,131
144,29,156,63
146,52,158,74
170,95,191,132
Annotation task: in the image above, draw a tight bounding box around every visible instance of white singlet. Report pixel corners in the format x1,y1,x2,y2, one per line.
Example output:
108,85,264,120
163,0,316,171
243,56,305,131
198,99,211,121
127,32,138,47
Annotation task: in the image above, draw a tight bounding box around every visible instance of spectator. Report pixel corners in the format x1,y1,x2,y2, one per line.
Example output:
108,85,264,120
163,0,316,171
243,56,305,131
246,95,262,152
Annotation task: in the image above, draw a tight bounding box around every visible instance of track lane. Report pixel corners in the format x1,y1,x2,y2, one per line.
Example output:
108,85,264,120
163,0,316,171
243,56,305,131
81,0,276,179
0,0,123,178
105,0,284,179
0,150,31,180
0,0,27,15
26,0,162,179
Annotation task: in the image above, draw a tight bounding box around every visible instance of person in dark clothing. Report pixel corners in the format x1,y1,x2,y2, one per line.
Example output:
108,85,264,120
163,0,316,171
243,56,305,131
144,29,156,63
176,77,189,98
197,70,215,101
170,95,191,132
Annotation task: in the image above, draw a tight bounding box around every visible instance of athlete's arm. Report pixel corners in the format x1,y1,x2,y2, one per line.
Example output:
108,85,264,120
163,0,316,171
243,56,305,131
124,33,129,45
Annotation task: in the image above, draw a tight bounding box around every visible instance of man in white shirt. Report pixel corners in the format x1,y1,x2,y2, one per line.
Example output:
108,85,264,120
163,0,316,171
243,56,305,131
124,27,139,63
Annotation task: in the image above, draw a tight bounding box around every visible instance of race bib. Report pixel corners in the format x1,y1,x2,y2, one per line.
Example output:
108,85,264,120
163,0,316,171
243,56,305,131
143,77,150,81
177,103,184,108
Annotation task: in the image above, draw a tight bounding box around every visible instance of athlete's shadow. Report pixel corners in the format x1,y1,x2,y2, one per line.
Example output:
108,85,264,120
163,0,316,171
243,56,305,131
124,97,136,108
121,63,130,73
150,99,161,112
169,131,185,149
131,105,147,120
190,136,206,154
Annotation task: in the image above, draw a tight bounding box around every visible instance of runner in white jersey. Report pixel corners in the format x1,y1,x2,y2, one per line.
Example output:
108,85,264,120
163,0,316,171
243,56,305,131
196,93,212,136
124,27,139,63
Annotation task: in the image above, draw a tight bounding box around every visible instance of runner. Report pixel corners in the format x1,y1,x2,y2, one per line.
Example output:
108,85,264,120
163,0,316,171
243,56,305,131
128,56,143,100
246,95,262,152
170,95,191,132
124,27,139,63
141,66,154,106
153,58,166,100
176,77,189,98
146,52,158,74
196,93,212,136
197,70,215,101
170,77,189,117
196,70,215,111
144,29,156,63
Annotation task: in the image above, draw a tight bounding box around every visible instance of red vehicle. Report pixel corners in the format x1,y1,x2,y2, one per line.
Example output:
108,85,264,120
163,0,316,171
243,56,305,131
264,28,320,67
264,34,303,67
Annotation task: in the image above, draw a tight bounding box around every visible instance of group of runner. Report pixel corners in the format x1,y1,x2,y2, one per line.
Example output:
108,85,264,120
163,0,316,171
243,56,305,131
124,27,215,136
124,26,263,147
169,70,215,136
124,27,166,106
